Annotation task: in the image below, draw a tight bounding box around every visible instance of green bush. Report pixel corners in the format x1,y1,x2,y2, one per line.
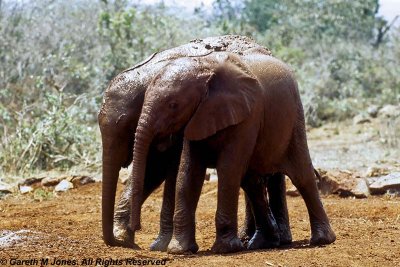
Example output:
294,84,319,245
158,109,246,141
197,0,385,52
1,0,399,177
0,90,100,174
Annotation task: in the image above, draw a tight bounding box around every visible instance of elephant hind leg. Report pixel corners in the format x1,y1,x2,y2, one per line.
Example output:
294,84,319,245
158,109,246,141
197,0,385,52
239,173,292,246
267,173,292,245
241,171,280,250
238,193,255,245
285,132,336,245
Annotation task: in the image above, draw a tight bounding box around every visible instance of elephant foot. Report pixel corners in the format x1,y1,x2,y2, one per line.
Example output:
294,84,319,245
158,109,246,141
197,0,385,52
113,223,139,249
238,226,255,244
167,237,199,255
211,236,244,254
277,222,292,245
247,230,280,250
310,224,336,246
150,233,173,252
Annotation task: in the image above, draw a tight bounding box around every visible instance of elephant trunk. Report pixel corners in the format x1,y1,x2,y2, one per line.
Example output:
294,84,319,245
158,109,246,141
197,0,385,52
130,114,155,239
102,146,121,246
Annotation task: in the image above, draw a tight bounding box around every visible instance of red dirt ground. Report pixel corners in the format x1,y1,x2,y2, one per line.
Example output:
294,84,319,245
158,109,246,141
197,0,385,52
1,181,399,267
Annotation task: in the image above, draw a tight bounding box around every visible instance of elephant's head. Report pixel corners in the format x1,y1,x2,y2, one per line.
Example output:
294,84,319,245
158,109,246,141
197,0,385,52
129,53,262,241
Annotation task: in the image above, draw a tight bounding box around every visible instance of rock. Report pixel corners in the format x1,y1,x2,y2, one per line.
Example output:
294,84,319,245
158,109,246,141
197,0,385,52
0,182,13,198
286,186,300,197
0,182,12,193
119,176,129,184
367,105,379,118
368,172,400,195
378,105,400,118
353,113,371,125
68,176,95,187
119,168,130,184
206,169,218,182
54,180,74,192
19,177,44,187
317,170,368,198
19,185,33,194
42,175,95,187
351,179,370,198
316,170,341,195
41,177,63,187
209,174,218,182
364,167,389,177
285,178,300,197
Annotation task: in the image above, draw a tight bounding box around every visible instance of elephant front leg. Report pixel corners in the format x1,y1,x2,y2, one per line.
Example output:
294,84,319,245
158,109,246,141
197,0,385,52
113,175,161,248
211,159,247,254
267,173,292,245
168,141,206,254
113,176,138,248
150,173,176,251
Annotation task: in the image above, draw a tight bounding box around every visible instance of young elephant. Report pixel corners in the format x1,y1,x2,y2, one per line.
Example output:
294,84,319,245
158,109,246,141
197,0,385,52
128,51,336,254
98,35,291,251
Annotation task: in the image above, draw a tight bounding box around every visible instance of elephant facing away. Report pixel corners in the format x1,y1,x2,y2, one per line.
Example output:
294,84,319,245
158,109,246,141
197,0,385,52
98,35,292,251
127,50,336,254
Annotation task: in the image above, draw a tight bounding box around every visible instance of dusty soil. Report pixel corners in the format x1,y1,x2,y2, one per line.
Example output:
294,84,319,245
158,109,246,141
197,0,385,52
1,120,399,266
1,181,399,267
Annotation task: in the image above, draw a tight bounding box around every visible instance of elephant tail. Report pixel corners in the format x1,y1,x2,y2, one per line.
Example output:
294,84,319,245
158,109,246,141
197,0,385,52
314,168,322,182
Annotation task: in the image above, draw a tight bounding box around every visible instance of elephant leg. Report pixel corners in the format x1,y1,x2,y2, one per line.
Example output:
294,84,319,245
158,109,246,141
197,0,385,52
238,193,255,244
168,141,206,254
267,173,292,245
286,132,336,246
114,142,182,248
150,141,182,251
211,157,250,253
241,172,280,250
113,172,163,246
150,171,177,251
288,167,336,245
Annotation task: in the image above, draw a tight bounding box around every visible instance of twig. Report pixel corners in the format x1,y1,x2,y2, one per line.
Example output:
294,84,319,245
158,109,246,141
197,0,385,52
374,15,399,47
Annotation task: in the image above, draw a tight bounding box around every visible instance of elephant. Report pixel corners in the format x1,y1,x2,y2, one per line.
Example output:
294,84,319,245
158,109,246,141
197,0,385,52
127,47,336,254
239,173,291,247
98,35,292,251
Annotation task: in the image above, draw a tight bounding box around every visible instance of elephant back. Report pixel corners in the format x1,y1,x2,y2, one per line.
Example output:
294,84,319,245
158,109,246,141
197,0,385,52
107,35,273,110
122,35,272,76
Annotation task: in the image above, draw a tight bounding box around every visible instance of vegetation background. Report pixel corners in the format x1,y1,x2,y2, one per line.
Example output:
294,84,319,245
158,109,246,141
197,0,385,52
0,0,399,179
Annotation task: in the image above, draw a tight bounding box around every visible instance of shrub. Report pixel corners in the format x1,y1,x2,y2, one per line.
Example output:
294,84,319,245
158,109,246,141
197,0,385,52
0,90,100,175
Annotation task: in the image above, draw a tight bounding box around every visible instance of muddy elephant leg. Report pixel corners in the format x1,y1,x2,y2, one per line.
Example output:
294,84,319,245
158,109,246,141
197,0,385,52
113,172,164,246
238,194,256,244
241,172,280,250
168,141,207,254
114,143,182,248
267,173,292,245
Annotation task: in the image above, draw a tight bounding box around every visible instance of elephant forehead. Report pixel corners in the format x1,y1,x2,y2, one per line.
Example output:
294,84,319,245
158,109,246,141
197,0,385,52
159,62,199,83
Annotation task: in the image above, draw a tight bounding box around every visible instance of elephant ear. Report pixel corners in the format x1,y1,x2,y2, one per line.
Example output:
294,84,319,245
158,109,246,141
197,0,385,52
184,54,260,141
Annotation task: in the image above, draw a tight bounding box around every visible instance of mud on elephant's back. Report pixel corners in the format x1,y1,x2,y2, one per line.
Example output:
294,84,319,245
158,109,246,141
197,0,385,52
121,35,272,74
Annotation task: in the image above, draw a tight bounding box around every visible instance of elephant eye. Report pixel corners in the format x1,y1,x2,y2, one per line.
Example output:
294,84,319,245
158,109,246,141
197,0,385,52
169,102,178,109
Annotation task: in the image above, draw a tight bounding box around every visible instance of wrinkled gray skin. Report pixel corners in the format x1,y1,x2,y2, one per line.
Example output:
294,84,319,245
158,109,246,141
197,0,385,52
98,35,291,251
127,43,336,254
